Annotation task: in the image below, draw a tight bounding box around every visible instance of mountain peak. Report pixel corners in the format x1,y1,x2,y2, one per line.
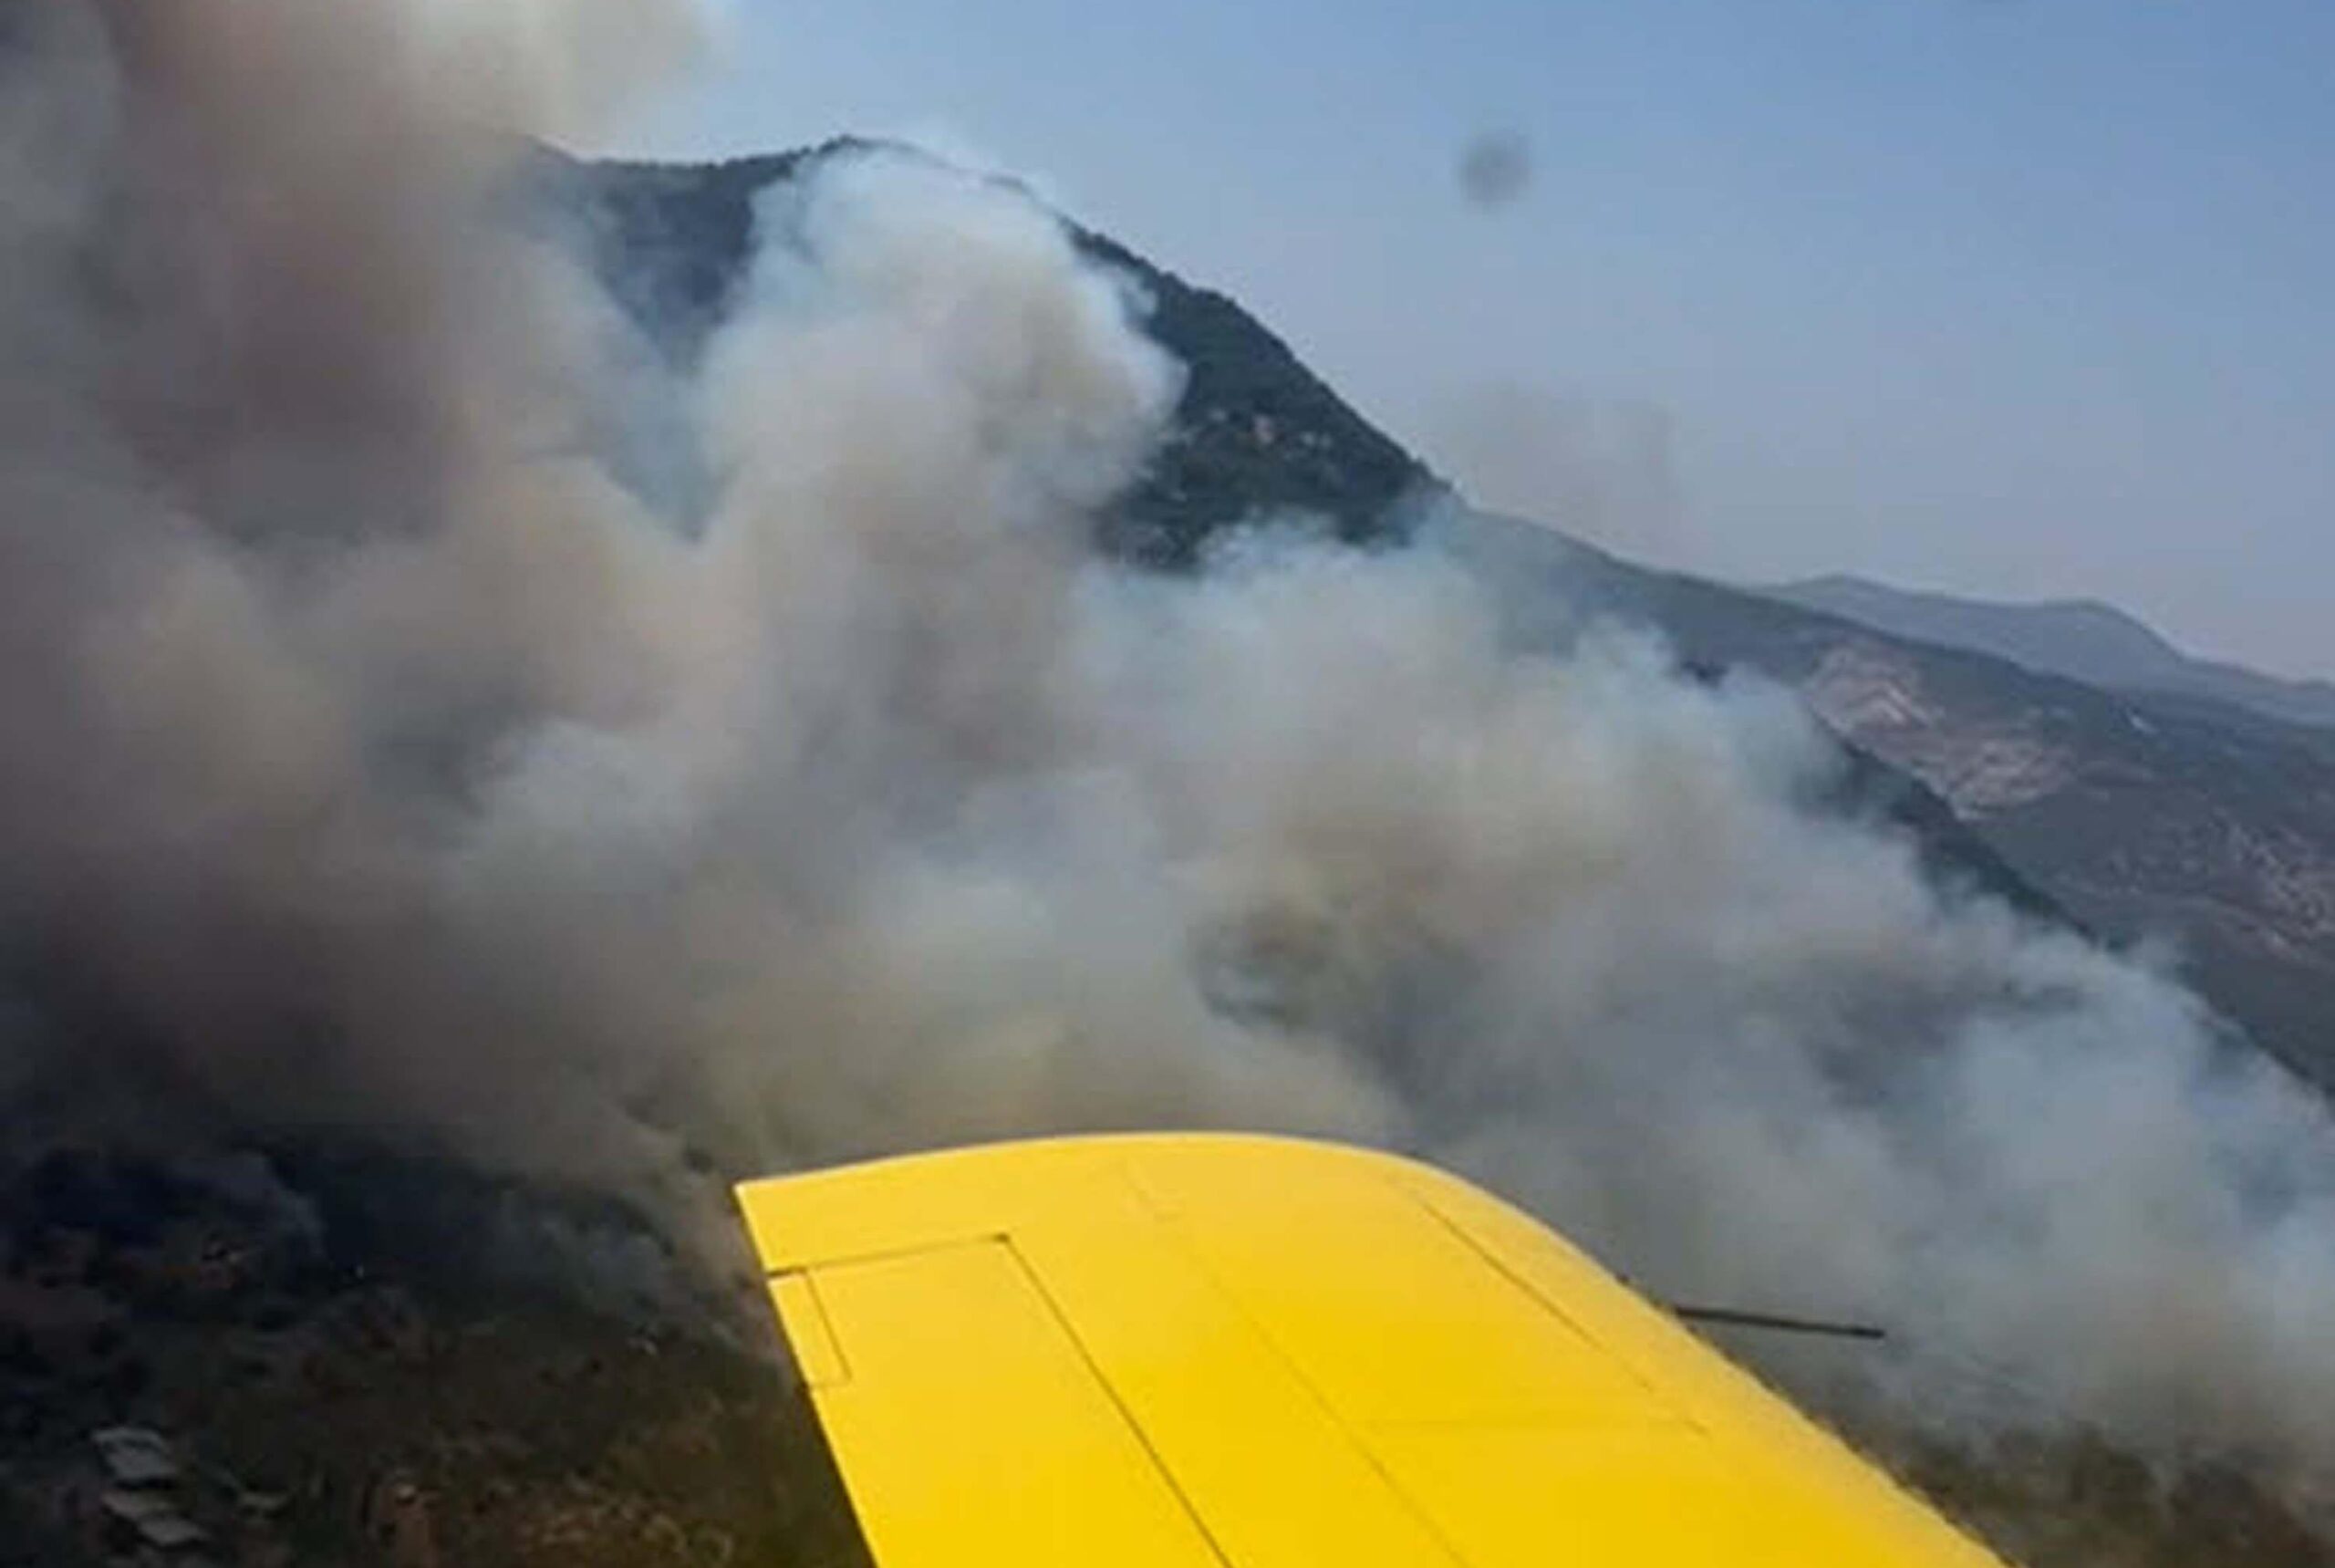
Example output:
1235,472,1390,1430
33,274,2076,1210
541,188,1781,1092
554,140,1434,568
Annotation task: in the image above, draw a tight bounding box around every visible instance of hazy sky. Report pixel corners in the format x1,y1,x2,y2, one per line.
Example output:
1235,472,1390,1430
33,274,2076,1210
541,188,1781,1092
614,1,2335,680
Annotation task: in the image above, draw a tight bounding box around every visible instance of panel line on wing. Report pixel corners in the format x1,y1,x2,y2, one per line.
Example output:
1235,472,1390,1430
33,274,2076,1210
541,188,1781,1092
1112,1170,1474,1568
996,1234,1240,1568
761,1231,1016,1279
1395,1181,1708,1436
771,1269,854,1389
801,1237,1227,1567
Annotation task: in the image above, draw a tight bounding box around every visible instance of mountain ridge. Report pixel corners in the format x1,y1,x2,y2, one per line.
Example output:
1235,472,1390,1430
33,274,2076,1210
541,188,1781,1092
1773,573,2335,734
1453,514,2335,1086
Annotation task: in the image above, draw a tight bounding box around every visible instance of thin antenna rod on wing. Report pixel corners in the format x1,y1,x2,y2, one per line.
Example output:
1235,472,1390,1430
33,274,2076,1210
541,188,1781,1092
1667,1303,1889,1343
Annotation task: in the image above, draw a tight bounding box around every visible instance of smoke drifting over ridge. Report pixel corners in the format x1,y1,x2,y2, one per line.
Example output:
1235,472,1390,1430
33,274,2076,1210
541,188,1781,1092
5,0,2335,1513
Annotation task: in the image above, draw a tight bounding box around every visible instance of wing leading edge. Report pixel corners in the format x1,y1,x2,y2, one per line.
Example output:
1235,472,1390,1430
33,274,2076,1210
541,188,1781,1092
735,1134,2008,1568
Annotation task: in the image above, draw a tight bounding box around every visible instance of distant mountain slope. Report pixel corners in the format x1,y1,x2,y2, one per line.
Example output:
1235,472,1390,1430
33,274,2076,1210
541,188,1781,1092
1452,516,2335,1086
1775,575,2335,733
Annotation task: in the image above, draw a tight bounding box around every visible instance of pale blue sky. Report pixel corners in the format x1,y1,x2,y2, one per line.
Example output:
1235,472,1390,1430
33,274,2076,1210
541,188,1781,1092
614,1,2335,678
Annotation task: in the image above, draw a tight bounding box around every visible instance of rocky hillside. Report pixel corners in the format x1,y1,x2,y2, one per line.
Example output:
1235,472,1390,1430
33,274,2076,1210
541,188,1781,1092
1775,575,2335,734
1447,515,2335,1087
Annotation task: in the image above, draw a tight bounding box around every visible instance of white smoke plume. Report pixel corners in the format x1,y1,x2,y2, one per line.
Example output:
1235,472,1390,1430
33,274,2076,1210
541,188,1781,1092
4,0,2334,1523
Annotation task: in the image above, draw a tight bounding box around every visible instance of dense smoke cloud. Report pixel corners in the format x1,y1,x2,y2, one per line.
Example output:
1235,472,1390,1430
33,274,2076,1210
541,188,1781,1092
4,0,2334,1518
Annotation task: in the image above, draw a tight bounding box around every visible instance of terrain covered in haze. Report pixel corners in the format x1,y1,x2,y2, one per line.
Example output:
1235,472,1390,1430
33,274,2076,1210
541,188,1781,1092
1775,576,2335,734
5,6,2335,1568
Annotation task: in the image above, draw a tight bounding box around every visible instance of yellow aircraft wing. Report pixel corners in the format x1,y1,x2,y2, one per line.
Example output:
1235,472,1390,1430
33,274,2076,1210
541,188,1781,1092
735,1134,2009,1568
